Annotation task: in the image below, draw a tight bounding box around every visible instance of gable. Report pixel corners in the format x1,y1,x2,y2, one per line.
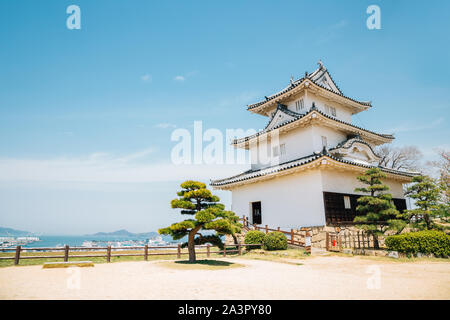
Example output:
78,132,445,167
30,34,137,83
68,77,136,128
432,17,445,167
309,68,342,95
265,107,298,131
330,138,380,165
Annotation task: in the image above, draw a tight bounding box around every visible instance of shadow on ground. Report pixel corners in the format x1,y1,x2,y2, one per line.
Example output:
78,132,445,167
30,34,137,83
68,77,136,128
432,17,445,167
156,259,245,270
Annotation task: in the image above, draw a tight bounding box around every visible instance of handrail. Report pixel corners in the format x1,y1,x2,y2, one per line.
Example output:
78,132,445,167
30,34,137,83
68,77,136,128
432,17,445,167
239,215,311,251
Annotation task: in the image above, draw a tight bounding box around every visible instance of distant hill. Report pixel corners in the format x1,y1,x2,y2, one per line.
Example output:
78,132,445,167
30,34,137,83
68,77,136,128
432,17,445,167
0,227,34,237
87,229,159,238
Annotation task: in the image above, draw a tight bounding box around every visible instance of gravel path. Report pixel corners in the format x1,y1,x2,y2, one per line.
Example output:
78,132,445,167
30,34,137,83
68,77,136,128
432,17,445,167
0,256,449,299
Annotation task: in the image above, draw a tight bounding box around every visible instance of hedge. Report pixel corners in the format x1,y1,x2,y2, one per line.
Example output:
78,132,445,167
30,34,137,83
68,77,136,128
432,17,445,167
244,230,265,249
263,231,288,251
385,230,450,257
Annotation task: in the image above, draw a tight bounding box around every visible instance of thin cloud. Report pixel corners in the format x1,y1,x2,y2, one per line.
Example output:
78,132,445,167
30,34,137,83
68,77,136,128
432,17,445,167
140,74,152,82
0,152,248,185
154,123,177,129
218,91,261,108
388,117,444,133
174,75,185,82
314,20,348,45
173,71,198,82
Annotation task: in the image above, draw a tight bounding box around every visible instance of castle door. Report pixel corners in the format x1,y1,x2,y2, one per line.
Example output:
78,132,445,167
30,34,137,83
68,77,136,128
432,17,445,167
251,201,262,225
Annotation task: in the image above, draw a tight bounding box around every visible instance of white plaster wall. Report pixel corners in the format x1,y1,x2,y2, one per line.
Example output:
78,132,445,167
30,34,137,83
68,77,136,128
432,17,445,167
231,169,326,228
306,92,353,123
250,124,348,170
320,169,405,198
311,125,347,153
278,126,314,163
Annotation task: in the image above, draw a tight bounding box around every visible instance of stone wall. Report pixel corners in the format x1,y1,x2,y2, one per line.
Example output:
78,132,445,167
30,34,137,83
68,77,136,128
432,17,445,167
226,223,387,251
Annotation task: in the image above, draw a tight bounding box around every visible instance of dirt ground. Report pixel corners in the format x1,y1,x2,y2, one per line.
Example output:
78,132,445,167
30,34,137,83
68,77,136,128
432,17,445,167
0,256,449,300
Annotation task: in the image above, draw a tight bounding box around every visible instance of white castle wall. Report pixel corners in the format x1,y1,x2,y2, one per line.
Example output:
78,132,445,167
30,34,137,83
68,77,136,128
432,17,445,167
231,169,326,228
321,168,405,199
230,167,406,229
281,91,355,123
250,124,348,170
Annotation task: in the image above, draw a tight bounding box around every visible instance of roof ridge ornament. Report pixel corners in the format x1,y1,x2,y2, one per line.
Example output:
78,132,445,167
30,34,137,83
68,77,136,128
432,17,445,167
318,59,324,69
290,75,294,86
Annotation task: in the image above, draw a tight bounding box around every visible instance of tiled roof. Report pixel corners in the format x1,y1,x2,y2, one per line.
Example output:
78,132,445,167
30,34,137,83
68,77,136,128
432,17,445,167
232,108,394,145
247,64,371,111
210,153,417,187
329,136,381,158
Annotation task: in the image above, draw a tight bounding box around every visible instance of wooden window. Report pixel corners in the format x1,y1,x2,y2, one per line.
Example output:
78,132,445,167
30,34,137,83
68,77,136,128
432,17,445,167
280,143,286,155
323,192,408,225
272,146,279,157
295,99,304,111
324,104,336,117
321,136,327,148
344,196,351,209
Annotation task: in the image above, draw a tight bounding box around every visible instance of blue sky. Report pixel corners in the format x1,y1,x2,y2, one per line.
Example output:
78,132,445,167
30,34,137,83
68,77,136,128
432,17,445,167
0,0,449,234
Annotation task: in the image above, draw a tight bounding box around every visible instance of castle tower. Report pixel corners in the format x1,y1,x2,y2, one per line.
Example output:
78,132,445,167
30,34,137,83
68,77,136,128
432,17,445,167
211,61,416,228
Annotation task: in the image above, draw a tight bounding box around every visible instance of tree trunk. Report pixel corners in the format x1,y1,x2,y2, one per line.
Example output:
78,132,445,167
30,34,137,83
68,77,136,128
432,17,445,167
232,234,238,245
188,230,196,263
424,215,431,230
187,225,202,263
373,233,380,250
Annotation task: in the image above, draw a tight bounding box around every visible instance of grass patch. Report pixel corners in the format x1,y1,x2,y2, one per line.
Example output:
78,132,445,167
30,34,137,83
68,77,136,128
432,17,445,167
238,248,308,265
157,259,244,270
0,248,236,268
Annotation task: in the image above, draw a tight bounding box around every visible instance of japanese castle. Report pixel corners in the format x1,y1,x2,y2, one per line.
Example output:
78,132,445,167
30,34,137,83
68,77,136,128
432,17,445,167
211,61,416,228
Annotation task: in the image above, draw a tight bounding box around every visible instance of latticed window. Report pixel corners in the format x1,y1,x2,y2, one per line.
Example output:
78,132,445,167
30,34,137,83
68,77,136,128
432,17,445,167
324,104,336,117
280,143,286,155
295,99,304,111
272,146,279,157
323,192,407,225
344,196,351,209
321,136,327,148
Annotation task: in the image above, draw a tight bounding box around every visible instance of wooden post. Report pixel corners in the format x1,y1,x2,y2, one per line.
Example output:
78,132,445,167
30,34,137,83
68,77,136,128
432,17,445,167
277,226,280,231
290,229,294,244
64,245,69,262
238,243,241,255
177,243,181,259
14,246,21,265
305,231,311,254
207,244,210,258
358,232,361,249
265,225,268,234
144,244,148,261
223,245,227,257
107,245,111,263
326,232,329,251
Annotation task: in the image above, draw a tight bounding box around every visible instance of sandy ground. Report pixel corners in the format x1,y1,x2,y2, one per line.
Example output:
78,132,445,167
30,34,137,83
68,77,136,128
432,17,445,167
0,256,449,300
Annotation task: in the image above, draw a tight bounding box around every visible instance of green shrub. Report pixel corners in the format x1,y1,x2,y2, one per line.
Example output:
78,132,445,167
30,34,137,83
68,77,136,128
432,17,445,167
263,231,288,251
244,230,265,249
385,230,450,257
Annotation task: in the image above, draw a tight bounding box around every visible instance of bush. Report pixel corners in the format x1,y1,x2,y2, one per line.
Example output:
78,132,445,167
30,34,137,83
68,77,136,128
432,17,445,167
385,230,450,257
263,231,288,251
244,230,265,249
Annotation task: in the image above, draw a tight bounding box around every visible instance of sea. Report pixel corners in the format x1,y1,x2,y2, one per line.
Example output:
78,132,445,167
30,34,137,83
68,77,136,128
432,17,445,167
6,234,181,248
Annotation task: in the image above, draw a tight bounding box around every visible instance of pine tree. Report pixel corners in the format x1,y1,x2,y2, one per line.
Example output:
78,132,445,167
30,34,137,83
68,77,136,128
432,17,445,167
158,180,241,263
353,168,401,249
404,175,443,230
